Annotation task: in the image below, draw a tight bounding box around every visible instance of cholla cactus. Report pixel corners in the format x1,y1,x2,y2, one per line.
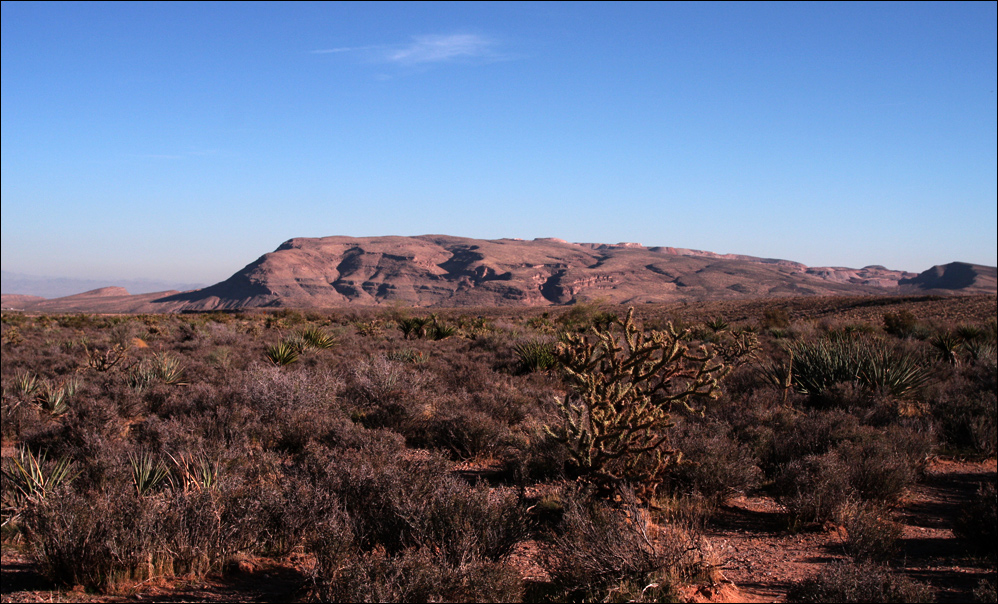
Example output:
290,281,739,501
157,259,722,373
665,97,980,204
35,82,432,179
545,308,729,492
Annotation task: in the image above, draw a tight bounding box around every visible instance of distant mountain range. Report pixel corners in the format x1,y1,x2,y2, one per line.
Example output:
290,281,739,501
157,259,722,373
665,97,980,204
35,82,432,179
3,235,995,312
0,271,205,299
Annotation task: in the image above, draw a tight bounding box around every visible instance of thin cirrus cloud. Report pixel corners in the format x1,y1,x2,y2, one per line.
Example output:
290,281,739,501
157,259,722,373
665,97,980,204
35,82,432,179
313,33,504,66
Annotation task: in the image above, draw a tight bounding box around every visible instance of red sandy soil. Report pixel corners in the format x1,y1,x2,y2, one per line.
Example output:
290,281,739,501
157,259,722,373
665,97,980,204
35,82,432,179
705,457,996,603
2,458,994,603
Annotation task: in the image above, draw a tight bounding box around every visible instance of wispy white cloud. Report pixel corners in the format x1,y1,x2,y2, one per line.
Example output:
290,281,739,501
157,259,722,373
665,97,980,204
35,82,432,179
311,44,384,55
386,34,498,65
313,33,505,67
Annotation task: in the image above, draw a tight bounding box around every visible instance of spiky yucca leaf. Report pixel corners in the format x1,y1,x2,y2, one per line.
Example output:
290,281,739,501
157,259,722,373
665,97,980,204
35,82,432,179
956,324,984,343
266,341,299,366
965,339,997,363
514,340,558,372
296,326,336,350
129,451,169,497
11,370,38,396
782,339,858,396
35,381,70,416
385,348,427,364
1,448,77,526
780,337,932,400
152,352,186,385
127,364,157,391
167,452,220,493
858,346,933,398
397,317,432,340
930,331,962,365
705,317,729,333
430,323,458,340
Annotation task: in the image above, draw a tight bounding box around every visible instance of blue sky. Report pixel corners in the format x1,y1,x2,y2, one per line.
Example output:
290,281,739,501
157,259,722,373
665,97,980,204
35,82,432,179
2,2,995,286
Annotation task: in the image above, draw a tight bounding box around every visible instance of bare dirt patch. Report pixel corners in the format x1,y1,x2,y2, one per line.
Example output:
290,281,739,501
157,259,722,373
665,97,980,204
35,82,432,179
706,457,996,603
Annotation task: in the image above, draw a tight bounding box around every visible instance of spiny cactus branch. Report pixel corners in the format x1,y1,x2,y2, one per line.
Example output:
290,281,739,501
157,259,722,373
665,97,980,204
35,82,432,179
545,308,744,493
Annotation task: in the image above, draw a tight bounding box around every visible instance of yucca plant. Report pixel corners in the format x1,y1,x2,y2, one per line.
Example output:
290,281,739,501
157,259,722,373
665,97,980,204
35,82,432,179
35,380,70,416
152,352,186,385
296,326,337,350
930,331,963,365
284,332,310,354
10,370,39,396
266,340,299,366
127,364,157,391
62,375,81,398
429,322,458,340
397,316,432,340
757,353,794,404
965,339,997,363
705,317,729,333
780,337,932,401
782,339,859,396
956,324,984,343
1,447,78,526
857,345,933,398
514,339,558,372
129,451,170,497
167,452,220,493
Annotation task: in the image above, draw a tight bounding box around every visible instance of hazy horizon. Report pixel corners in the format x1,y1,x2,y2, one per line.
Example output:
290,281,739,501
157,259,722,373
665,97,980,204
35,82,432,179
3,3,996,284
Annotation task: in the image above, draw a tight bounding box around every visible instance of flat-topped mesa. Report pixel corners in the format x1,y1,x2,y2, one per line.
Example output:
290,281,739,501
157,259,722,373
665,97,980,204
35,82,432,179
8,236,993,312
145,236,992,310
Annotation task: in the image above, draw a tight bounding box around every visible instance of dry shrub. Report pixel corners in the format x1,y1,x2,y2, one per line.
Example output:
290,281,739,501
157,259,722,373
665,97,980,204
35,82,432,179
662,418,761,502
513,428,571,482
930,389,997,456
786,561,933,603
548,487,710,602
974,578,997,603
306,440,528,602
838,425,930,503
241,365,345,453
313,545,522,603
348,452,522,556
775,452,852,528
838,501,902,562
954,480,998,561
402,393,513,459
347,352,525,459
157,488,249,577
20,469,264,592
21,487,159,591
765,408,862,472
883,311,920,339
347,355,428,429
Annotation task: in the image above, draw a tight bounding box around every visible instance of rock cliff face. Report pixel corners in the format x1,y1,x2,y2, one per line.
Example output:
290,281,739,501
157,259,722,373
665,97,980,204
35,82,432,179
5,236,993,312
